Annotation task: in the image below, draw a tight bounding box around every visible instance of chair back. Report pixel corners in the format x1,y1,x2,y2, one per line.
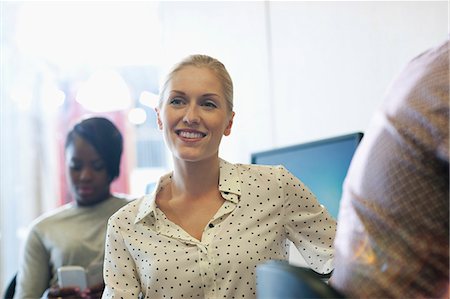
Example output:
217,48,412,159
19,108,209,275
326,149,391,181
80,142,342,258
3,273,16,299
256,260,345,299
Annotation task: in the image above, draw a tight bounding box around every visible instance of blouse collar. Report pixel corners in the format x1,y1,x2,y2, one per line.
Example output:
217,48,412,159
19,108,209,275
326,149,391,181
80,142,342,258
135,158,242,224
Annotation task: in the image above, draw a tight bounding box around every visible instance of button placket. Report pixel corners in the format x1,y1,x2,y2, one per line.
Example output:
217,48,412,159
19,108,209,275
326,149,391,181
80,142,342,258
197,243,217,299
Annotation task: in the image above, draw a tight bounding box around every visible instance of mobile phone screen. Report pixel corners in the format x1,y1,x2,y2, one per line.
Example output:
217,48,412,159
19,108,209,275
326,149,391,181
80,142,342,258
57,266,87,290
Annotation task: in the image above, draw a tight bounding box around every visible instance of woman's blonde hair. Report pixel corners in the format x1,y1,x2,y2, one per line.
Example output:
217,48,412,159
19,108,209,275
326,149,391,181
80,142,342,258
159,54,234,112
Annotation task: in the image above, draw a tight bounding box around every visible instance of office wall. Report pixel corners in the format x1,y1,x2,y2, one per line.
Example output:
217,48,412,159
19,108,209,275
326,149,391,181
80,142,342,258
269,1,448,147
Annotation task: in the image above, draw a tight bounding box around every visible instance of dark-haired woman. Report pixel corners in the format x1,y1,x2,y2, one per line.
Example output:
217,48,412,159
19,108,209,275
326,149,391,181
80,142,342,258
14,117,131,299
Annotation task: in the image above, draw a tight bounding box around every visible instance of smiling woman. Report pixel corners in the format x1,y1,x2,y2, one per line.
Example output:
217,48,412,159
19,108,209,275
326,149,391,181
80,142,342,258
156,64,234,164
101,55,337,299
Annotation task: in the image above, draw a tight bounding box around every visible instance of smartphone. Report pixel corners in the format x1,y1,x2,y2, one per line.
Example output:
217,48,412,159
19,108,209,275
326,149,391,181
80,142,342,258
57,266,87,290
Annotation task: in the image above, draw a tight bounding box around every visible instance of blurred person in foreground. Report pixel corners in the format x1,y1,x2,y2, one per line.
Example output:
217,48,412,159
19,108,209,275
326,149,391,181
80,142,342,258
330,39,449,298
14,117,132,299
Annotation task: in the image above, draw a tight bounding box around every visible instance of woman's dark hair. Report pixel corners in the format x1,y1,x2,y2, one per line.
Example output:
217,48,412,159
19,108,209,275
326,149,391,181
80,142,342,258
65,117,123,181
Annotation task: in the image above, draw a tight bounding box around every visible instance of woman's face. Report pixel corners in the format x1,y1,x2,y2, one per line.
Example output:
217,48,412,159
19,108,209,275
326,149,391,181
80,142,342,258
65,134,111,206
156,66,234,163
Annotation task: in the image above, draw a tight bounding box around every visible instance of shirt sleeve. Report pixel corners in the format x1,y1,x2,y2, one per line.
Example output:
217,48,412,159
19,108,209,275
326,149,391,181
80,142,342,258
14,228,51,299
102,216,142,299
279,166,336,274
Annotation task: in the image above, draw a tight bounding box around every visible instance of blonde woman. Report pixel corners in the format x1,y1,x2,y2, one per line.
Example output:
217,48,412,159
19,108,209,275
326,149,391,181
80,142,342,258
102,55,336,299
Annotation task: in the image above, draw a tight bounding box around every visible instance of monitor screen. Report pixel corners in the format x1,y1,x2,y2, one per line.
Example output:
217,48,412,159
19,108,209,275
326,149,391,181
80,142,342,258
251,132,363,219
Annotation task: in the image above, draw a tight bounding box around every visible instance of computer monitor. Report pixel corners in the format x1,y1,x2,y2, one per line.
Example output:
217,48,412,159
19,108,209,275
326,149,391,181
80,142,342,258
251,132,363,219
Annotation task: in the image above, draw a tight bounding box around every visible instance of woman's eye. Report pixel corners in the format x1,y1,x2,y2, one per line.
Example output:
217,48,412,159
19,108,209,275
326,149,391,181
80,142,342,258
202,101,217,109
93,163,106,171
169,97,185,106
93,166,105,172
69,163,81,171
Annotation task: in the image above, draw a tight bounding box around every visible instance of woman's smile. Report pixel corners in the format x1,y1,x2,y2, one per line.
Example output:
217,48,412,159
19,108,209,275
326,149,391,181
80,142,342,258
176,129,207,141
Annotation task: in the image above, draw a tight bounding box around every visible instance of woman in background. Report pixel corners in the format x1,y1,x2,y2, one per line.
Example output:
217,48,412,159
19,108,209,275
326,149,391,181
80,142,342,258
102,55,336,298
14,117,131,299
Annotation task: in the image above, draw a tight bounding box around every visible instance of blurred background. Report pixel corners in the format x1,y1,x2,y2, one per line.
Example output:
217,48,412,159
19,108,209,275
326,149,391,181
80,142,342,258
1,0,448,293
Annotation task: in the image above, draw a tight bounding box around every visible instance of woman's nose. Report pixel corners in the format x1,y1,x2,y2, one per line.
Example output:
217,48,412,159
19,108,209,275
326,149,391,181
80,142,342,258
79,167,93,181
183,105,200,125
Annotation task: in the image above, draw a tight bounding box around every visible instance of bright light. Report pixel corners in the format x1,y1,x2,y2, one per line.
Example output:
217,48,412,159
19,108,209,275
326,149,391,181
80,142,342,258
139,91,159,109
14,2,162,69
128,108,147,125
41,83,65,110
76,70,131,112
10,87,33,111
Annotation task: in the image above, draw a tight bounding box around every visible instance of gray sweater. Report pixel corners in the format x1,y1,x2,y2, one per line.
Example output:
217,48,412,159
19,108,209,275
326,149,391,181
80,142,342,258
14,196,130,299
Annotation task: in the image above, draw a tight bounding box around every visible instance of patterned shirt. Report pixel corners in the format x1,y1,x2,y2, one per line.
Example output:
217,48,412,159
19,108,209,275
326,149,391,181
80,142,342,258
102,159,336,299
330,40,449,298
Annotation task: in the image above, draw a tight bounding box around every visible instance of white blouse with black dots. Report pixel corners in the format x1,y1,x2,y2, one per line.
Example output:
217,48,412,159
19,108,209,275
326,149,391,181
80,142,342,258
102,159,336,299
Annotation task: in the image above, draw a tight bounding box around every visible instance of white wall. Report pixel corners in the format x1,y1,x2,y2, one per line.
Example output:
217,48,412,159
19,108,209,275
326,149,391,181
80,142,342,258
269,1,448,147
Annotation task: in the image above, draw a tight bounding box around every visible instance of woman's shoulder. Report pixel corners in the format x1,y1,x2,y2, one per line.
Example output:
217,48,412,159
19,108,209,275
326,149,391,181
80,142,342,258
112,193,135,201
28,203,75,231
111,193,137,206
219,159,291,188
223,159,286,175
108,195,146,222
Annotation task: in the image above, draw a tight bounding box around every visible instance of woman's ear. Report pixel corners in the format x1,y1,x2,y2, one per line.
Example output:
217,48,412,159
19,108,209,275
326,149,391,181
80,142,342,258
223,112,235,136
155,108,163,130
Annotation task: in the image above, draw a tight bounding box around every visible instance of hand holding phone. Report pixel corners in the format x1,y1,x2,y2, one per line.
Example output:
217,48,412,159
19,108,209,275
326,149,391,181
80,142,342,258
86,262,104,287
57,266,88,291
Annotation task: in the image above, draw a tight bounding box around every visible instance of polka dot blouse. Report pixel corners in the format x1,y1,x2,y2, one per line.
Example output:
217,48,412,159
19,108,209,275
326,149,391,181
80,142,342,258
102,159,336,299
